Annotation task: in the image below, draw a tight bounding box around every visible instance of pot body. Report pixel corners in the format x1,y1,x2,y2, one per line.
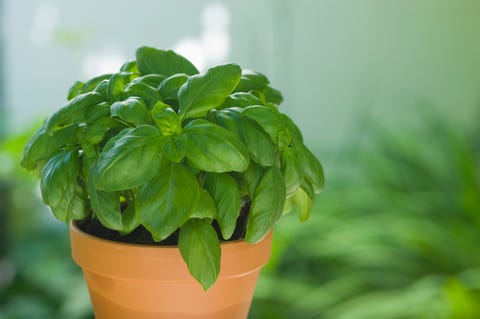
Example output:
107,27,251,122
69,222,272,319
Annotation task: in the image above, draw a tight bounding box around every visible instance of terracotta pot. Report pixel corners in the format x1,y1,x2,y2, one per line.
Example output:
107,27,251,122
69,221,272,319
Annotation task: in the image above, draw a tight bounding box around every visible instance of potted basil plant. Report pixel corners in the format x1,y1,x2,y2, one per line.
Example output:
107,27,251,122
20,46,324,319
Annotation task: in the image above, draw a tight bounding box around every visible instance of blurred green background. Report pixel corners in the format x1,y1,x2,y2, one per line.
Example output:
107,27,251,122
1,1,479,318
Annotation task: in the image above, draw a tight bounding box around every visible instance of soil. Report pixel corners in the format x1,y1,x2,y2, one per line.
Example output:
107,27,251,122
77,202,250,246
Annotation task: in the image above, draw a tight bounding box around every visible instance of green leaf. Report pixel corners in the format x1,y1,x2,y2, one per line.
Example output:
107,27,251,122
234,70,269,92
119,60,139,73
40,150,87,222
136,163,201,241
84,102,110,123
130,74,166,88
151,106,182,136
82,74,112,93
242,105,290,147
124,82,161,109
179,219,221,291
21,124,77,175
242,161,264,198
93,125,162,191
46,92,104,133
213,108,276,166
111,97,151,126
296,144,325,193
221,92,262,108
87,161,122,230
120,205,140,236
83,117,121,145
178,63,242,119
183,119,249,173
158,134,188,163
67,81,84,100
204,173,241,239
263,86,283,105
93,79,109,100
281,147,302,198
291,186,313,222
136,46,199,76
157,73,189,100
190,189,217,219
107,72,136,103
246,166,286,243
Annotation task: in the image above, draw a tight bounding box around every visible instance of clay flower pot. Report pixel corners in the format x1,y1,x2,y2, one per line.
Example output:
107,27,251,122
70,221,273,319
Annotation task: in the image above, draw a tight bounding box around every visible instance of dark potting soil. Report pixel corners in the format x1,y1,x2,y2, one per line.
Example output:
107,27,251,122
77,202,250,246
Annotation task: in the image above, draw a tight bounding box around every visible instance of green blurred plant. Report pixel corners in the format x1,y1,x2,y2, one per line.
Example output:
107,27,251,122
250,108,480,319
0,127,93,319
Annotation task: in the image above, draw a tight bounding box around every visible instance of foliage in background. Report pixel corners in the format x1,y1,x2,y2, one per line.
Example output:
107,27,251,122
251,107,480,318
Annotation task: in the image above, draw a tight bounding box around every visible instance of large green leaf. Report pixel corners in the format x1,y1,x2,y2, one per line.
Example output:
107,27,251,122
246,166,286,243
290,186,313,222
281,147,302,198
40,150,87,222
87,162,123,230
296,144,325,193
204,173,241,239
242,105,291,148
157,73,189,100
179,219,221,291
111,97,151,126
124,82,161,109
213,108,276,166
233,70,269,92
151,106,182,136
136,163,201,241
183,119,249,173
190,189,217,219
221,92,262,108
46,92,104,133
178,63,242,119
136,46,199,76
21,124,77,175
93,125,162,191
158,134,188,163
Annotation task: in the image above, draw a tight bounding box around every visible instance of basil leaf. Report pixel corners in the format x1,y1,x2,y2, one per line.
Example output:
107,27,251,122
151,106,182,136
40,150,87,222
242,161,264,198
157,73,189,100
179,219,221,291
82,74,112,93
281,147,302,198
280,113,304,144
111,96,151,126
246,166,286,243
21,124,77,175
242,105,291,148
296,144,325,194
221,92,262,108
119,60,139,73
234,70,269,93
107,72,135,103
120,205,140,236
124,82,161,109
263,86,283,105
87,162,122,230
158,134,188,163
136,163,201,241
130,74,166,88
83,117,121,145
136,46,199,76
178,63,241,119
46,92,104,133
204,173,241,239
93,125,162,191
84,102,110,123
213,109,276,166
67,81,84,100
183,119,249,173
291,186,313,222
190,189,217,219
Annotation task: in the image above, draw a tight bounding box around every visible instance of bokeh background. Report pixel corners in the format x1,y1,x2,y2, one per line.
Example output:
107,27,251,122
1,1,480,318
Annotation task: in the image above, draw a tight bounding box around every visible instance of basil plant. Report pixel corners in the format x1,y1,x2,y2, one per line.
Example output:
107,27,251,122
21,46,324,290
